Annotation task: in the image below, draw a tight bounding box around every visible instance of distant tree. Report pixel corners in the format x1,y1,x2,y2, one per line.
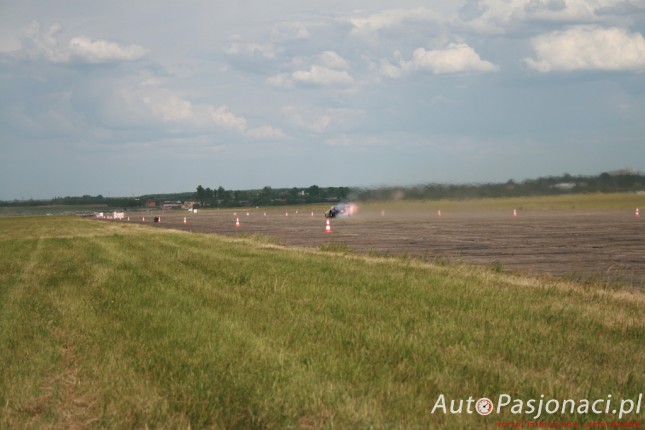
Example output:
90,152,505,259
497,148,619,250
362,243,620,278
196,185,205,206
258,186,273,205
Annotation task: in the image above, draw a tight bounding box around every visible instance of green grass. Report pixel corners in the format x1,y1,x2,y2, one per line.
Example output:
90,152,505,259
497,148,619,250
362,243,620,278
0,216,643,429
361,192,645,213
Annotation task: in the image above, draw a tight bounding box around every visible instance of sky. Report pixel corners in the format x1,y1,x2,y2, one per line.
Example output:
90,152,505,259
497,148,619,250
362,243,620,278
1,0,644,200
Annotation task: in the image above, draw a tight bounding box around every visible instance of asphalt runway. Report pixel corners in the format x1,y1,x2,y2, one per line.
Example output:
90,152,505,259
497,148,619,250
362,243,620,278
119,206,645,287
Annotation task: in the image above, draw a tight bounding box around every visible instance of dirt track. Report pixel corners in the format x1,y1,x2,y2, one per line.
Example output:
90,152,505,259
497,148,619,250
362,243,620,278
119,206,645,287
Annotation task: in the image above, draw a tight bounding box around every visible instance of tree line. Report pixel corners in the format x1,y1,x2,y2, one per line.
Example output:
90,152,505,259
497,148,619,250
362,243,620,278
193,185,351,208
2,172,643,208
354,172,645,201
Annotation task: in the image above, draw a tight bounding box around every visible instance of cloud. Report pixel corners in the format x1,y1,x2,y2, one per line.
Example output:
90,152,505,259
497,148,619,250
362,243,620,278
347,8,443,40
271,22,311,42
381,43,499,76
292,65,354,86
265,73,294,88
15,21,145,64
210,105,248,133
224,41,280,59
210,105,285,139
317,50,349,69
68,36,145,63
282,106,332,133
459,0,642,33
20,21,67,62
268,51,354,87
143,95,193,123
524,26,645,72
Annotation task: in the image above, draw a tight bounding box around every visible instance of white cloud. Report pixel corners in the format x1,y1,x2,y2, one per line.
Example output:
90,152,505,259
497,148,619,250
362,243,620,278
461,0,644,33
15,21,145,64
524,26,645,72
289,51,354,86
381,43,499,76
210,106,248,133
210,105,285,139
69,36,145,63
269,51,354,88
317,50,349,69
143,95,193,123
378,58,406,78
265,73,294,88
347,8,443,39
282,106,332,133
292,65,354,86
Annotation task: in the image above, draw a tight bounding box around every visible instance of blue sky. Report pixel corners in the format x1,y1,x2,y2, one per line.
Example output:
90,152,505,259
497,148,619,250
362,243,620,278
1,0,644,200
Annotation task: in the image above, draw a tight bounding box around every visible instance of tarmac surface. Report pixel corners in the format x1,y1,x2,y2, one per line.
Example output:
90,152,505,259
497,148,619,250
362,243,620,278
120,206,645,288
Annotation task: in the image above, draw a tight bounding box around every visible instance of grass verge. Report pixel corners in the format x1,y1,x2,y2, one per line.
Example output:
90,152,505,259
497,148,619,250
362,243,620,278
0,216,643,429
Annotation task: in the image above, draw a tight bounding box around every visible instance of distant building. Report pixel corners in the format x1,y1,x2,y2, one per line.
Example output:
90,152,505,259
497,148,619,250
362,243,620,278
553,183,576,190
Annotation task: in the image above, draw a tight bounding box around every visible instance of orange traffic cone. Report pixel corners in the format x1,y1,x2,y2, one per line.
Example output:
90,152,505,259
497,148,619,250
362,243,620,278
437,209,441,217
513,209,517,217
235,217,240,228
325,219,331,234
142,216,145,222
183,217,187,224
636,208,640,218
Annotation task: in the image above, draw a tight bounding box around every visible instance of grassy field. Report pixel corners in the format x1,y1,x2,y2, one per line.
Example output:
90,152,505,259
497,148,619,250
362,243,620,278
0,215,643,429
357,192,645,213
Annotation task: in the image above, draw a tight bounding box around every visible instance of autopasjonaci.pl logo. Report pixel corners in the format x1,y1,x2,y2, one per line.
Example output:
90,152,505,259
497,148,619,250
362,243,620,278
431,393,642,422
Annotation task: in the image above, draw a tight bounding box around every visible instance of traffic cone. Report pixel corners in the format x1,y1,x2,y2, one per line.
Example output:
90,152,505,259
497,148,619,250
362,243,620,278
437,209,441,217
235,217,240,228
325,219,331,234
142,216,145,222
183,217,187,224
636,208,640,218
513,209,517,217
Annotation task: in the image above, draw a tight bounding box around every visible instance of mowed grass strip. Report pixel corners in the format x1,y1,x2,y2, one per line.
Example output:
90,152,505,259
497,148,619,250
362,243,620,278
0,216,643,429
